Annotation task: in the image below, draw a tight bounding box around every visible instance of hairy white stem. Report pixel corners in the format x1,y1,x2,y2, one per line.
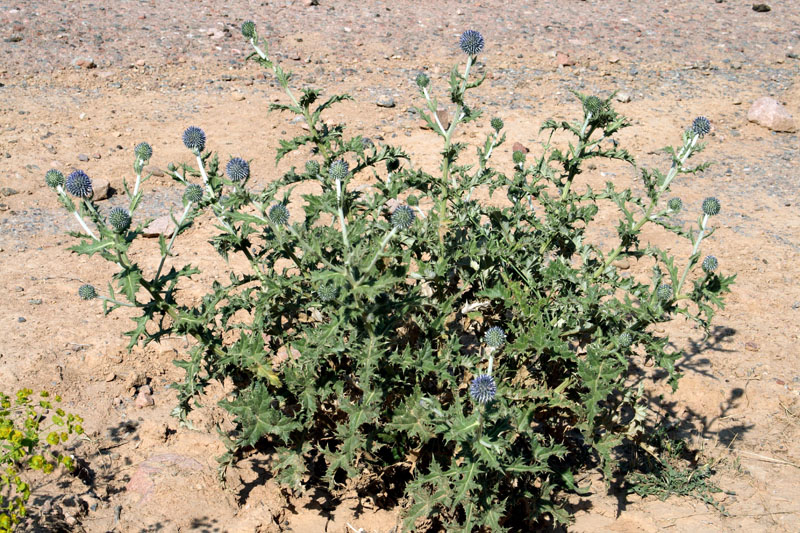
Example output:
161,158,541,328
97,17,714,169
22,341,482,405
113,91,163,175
335,177,351,263
196,155,213,196
365,227,398,273
677,212,709,293
423,87,446,135
155,202,193,280
57,185,98,239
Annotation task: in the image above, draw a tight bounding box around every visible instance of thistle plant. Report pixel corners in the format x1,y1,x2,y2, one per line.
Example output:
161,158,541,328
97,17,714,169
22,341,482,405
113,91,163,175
46,24,734,530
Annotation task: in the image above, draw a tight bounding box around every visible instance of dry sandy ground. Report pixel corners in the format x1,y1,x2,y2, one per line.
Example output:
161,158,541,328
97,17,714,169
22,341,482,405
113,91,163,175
1,0,799,531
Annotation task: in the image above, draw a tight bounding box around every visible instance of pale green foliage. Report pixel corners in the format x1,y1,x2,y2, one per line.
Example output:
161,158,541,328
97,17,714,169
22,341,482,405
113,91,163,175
49,25,734,530
0,390,83,532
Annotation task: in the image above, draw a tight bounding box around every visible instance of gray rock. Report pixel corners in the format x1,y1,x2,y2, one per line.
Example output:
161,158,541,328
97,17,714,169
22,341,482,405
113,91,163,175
616,92,632,103
0,187,19,196
376,96,396,108
77,153,89,162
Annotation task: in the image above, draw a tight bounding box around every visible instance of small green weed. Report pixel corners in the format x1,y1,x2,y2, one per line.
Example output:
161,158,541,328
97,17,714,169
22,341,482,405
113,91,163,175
0,389,84,532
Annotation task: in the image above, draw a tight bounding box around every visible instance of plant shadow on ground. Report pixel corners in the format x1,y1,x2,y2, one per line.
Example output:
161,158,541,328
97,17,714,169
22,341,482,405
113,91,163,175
555,325,751,529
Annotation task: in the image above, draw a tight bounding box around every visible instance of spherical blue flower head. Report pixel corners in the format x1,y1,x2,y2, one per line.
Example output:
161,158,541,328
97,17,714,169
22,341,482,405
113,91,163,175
317,284,337,302
182,126,206,153
415,73,430,89
329,159,349,182
692,116,711,137
78,284,97,301
269,204,290,225
702,255,718,273
65,170,93,198
483,326,506,349
490,117,504,132
305,160,320,176
702,197,720,216
512,150,526,164
226,157,250,182
184,184,204,203
241,20,256,39
469,374,497,405
134,142,153,161
45,169,65,189
668,197,682,212
657,283,673,301
618,332,633,348
108,207,131,233
459,30,485,56
391,205,415,230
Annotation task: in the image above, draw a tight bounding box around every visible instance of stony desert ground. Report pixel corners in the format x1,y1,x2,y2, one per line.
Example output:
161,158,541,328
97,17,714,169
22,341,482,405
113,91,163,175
1,0,799,531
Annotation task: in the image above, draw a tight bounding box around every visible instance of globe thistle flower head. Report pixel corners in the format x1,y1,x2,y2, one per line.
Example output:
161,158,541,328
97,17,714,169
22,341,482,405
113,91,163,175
78,284,97,301
702,197,721,216
618,332,633,348
657,283,673,301
668,197,682,213
241,20,256,39
415,73,430,89
108,207,131,233
459,30,485,56
391,205,415,230
490,117,504,132
45,169,65,189
305,160,320,176
65,170,93,198
184,184,204,203
692,116,711,137
583,96,605,117
269,204,290,225
702,255,718,273
329,159,349,182
317,284,338,302
483,326,506,349
469,374,497,405
182,126,206,153
512,150,526,164
225,157,250,182
386,158,400,173
134,142,153,162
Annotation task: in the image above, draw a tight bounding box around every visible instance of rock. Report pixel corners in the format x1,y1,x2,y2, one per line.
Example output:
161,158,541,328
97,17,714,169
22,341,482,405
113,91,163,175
72,57,96,69
17,317,26,323
143,215,176,238
92,152,101,159
134,390,154,408
752,4,771,12
556,52,575,67
0,187,19,196
305,0,319,5
77,153,89,162
92,178,111,200
376,96,396,108
747,97,796,132
231,93,245,101
615,92,632,103
745,341,760,352
512,142,530,154
608,56,620,64
144,165,165,177
105,372,116,382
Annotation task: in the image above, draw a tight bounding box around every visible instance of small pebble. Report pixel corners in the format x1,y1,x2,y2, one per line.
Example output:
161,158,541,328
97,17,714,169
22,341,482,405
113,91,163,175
77,153,89,162
376,96,396,108
18,317,26,323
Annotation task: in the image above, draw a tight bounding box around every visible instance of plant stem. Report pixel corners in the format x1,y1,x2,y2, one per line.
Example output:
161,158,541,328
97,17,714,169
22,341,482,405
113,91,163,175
56,186,98,239
196,155,213,196
335,177,351,264
364,227,398,274
154,202,193,280
596,133,700,276
676,213,709,293
560,116,593,202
